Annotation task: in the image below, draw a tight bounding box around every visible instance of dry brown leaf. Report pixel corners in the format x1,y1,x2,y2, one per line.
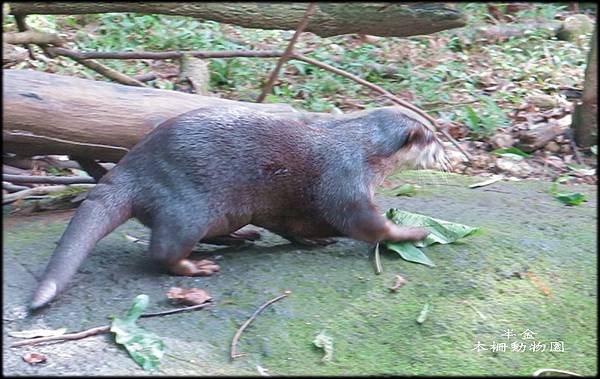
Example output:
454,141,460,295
22,352,48,364
166,287,212,305
524,272,552,297
389,275,407,292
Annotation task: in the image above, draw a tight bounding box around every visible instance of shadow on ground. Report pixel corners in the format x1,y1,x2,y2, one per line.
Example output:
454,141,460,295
2,171,597,375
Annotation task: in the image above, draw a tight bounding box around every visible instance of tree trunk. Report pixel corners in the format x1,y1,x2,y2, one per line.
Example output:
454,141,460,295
573,25,597,148
2,69,305,162
8,2,466,38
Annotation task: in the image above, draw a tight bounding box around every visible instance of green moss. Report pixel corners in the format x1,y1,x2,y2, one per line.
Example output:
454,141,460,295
3,173,596,375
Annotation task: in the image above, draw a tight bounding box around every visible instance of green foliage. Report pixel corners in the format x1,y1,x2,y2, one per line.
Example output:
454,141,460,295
492,147,531,159
382,209,481,267
549,176,588,206
3,4,591,129
110,294,165,371
392,183,417,197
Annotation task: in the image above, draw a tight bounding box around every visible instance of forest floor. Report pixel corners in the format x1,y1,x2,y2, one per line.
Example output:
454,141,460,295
3,171,596,376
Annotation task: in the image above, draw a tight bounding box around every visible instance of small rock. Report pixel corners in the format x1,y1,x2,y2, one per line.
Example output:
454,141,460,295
495,156,533,177
557,14,594,42
445,148,469,167
489,132,515,149
525,92,561,109
470,154,492,169
544,141,561,153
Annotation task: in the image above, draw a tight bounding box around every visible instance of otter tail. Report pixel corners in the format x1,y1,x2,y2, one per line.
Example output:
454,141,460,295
30,185,132,310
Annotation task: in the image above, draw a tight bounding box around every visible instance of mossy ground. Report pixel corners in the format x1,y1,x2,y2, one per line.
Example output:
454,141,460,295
2,171,596,375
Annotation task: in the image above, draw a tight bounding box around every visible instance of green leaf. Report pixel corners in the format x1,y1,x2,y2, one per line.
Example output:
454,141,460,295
393,183,417,197
382,209,481,267
465,106,481,129
313,331,334,362
555,192,587,206
385,209,482,248
591,145,597,155
385,241,436,267
566,164,595,176
549,176,587,206
416,303,430,324
110,295,165,371
492,147,531,157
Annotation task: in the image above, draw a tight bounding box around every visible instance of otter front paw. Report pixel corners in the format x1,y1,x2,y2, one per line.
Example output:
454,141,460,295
168,259,220,276
387,225,429,242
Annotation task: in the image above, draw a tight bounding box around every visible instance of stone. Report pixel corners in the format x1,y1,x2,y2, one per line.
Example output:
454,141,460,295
557,14,594,42
495,156,533,177
489,131,515,149
544,141,561,153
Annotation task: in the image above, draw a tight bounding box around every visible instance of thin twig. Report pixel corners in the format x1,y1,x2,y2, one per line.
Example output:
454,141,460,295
46,47,314,60
13,16,36,59
373,243,382,274
10,325,110,348
3,181,30,192
256,3,317,102
532,368,582,377
3,31,145,87
140,301,212,318
460,300,487,320
439,129,473,161
58,50,146,87
3,174,96,185
230,291,291,359
289,53,472,161
10,303,212,348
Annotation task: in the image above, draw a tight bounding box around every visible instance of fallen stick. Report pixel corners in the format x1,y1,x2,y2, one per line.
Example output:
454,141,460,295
3,174,96,185
10,325,111,348
373,243,382,275
3,31,145,87
468,175,503,188
46,47,314,60
3,181,30,192
257,3,317,102
3,184,95,205
10,302,212,348
230,291,291,359
532,368,582,377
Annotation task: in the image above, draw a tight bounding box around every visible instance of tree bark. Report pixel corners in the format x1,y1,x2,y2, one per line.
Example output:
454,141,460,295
573,25,597,148
2,69,303,162
8,2,466,38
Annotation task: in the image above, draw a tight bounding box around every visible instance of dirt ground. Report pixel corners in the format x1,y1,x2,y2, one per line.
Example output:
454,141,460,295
2,171,597,376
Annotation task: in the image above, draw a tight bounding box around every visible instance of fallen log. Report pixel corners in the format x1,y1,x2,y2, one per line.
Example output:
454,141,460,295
516,116,572,153
3,69,303,162
8,2,466,38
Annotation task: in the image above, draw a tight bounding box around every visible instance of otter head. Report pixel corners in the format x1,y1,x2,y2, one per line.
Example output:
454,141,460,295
366,108,451,183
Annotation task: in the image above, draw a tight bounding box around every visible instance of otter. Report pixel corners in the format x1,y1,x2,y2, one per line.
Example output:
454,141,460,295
30,106,449,309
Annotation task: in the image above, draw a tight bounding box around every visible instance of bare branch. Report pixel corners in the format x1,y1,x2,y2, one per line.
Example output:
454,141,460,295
2,184,95,205
3,174,96,185
230,291,290,360
3,31,64,46
256,3,317,103
46,47,313,60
